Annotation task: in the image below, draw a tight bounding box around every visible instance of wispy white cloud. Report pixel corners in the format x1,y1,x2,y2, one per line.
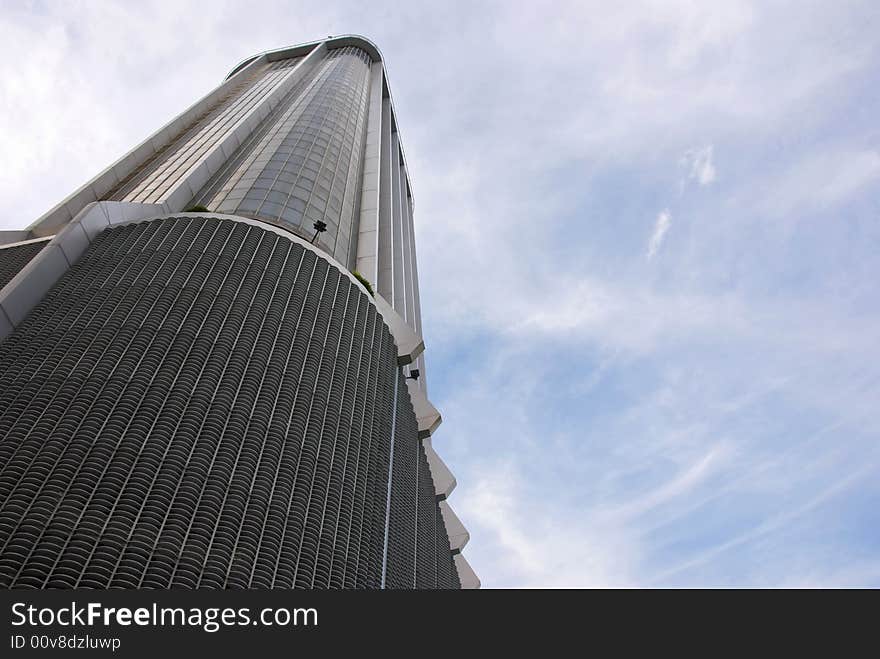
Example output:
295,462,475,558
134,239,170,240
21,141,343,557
682,145,717,186
647,209,673,259
648,463,876,585
603,445,730,521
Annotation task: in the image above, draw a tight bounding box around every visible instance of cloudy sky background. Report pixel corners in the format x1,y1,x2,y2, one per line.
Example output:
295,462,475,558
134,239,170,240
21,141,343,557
2,0,879,587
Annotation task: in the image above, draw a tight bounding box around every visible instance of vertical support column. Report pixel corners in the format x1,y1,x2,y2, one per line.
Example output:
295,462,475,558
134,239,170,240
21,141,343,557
406,196,422,335
355,62,384,283
390,136,406,317
399,177,415,330
407,195,426,392
376,97,394,302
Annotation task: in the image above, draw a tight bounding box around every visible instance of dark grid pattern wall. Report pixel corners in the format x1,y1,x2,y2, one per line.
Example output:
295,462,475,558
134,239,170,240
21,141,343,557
201,47,372,268
0,241,49,291
0,216,459,589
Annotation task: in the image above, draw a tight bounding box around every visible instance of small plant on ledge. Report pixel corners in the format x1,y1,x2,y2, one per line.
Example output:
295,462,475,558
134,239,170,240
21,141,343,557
351,270,374,297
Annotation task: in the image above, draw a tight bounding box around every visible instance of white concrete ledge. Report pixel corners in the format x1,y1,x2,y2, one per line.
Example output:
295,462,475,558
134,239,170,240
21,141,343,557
0,231,35,247
440,500,470,552
453,554,480,589
405,379,441,438
0,236,51,252
423,437,456,498
372,292,424,365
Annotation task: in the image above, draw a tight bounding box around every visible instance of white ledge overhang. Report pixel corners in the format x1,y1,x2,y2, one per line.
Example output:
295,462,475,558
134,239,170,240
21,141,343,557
422,438,456,499
439,500,469,552
0,235,52,256
372,293,424,365
405,379,441,438
0,231,37,247
453,554,481,589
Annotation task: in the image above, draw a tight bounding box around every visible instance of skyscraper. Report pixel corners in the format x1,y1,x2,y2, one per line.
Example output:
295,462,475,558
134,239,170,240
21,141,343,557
0,35,477,589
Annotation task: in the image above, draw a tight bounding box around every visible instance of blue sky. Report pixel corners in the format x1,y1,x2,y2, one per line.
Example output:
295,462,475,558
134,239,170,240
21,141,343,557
2,0,879,587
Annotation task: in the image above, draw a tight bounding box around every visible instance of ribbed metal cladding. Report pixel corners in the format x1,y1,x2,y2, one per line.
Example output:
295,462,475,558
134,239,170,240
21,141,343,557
0,241,49,290
0,216,459,589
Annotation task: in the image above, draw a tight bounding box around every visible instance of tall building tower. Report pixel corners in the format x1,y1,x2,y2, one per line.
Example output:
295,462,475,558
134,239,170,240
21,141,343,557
0,35,477,589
